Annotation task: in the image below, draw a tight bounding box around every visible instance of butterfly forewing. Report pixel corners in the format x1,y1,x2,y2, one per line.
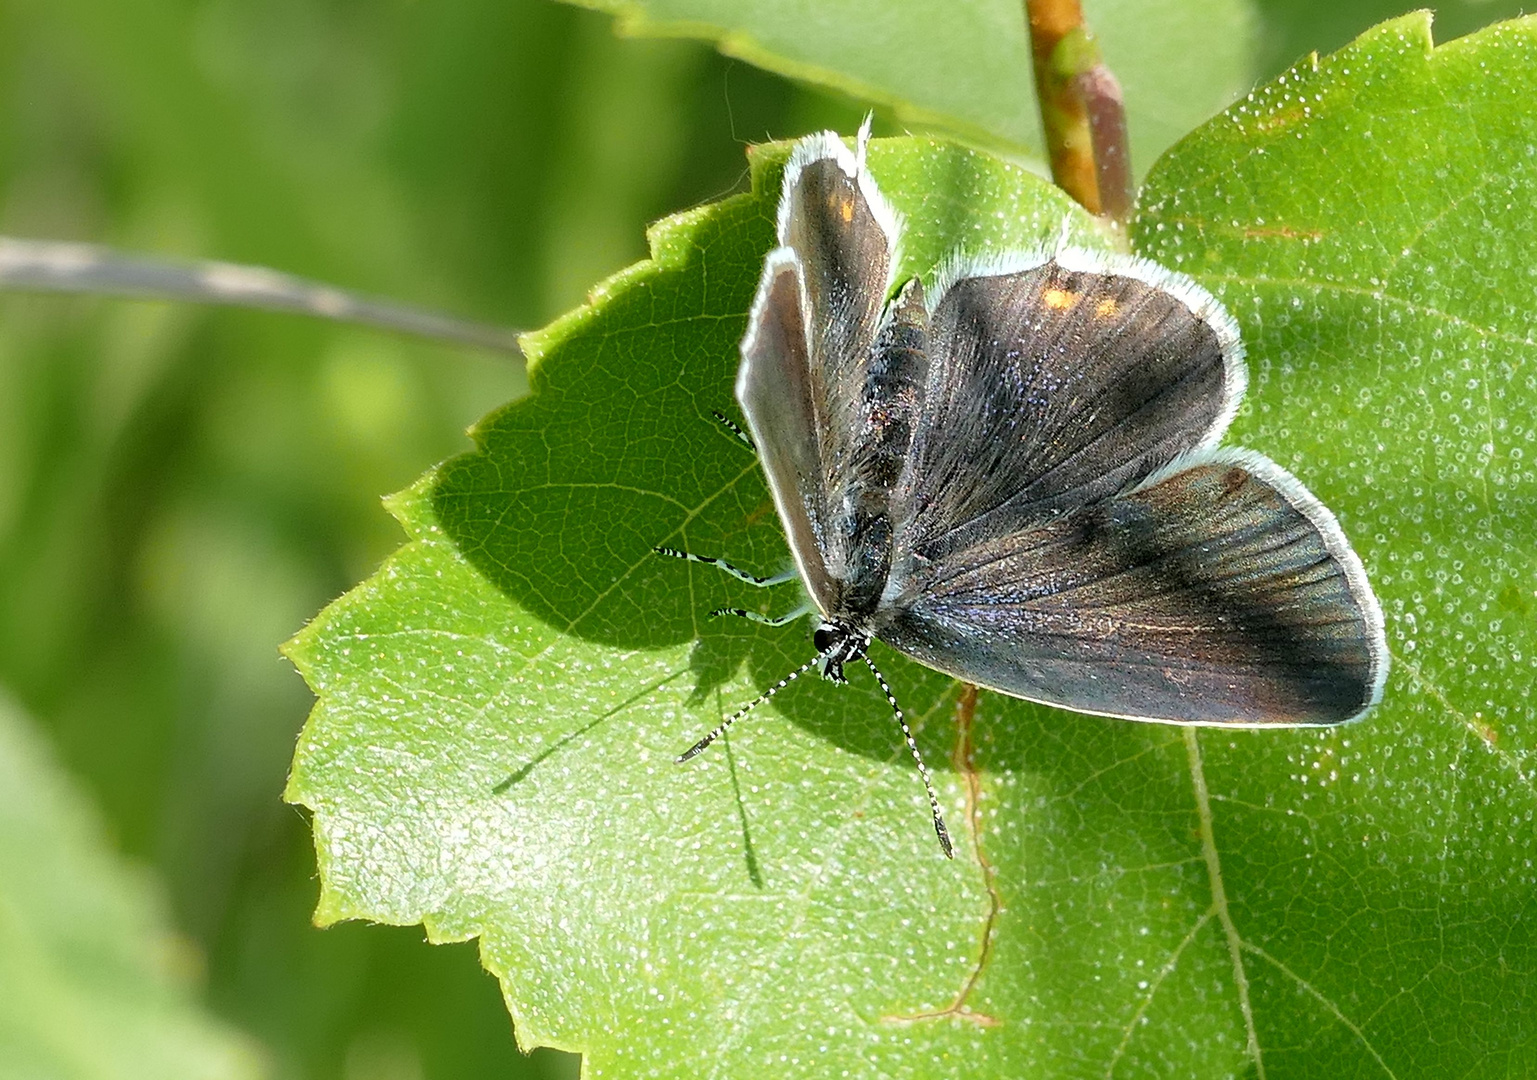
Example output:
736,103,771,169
878,450,1387,725
737,130,901,614
891,254,1244,567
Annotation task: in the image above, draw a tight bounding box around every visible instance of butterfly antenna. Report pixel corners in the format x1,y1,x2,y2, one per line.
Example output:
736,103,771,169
864,656,954,859
676,654,821,764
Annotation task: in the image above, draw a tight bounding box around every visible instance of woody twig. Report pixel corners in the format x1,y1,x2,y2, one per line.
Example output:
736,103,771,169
1024,0,1134,226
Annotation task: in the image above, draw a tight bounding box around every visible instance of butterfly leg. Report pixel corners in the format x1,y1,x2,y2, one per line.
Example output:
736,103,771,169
653,547,796,588
708,604,810,627
710,409,755,451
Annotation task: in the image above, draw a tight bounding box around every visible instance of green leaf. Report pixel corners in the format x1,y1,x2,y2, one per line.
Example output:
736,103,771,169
564,0,1257,174
1249,0,1533,80
1129,12,1537,1071
0,696,266,1080
287,15,1537,1077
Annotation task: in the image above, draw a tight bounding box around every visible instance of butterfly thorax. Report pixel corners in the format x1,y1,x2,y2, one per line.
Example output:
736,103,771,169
829,277,930,623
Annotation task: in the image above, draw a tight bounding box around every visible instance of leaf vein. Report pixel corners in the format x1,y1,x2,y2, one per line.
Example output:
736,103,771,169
1241,942,1401,1080
1198,271,1537,356
1105,906,1216,1078
1184,728,1265,1078
1395,650,1536,800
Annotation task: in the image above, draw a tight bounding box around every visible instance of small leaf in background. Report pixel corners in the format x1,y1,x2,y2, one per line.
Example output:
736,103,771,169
564,0,1257,174
289,12,1537,1078
0,694,265,1080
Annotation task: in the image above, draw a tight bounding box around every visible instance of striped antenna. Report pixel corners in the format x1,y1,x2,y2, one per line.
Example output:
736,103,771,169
864,655,954,859
676,654,821,763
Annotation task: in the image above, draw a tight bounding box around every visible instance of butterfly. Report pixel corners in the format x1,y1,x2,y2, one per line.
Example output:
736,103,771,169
659,124,1388,857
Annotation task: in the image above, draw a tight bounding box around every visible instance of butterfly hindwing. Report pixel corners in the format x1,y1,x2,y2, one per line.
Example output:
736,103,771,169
877,449,1388,726
737,251,835,605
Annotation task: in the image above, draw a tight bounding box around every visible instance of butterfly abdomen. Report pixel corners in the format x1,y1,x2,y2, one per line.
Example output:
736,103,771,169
838,279,930,618
860,280,929,485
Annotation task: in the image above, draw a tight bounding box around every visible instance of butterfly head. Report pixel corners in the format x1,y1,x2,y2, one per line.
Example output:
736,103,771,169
813,621,869,685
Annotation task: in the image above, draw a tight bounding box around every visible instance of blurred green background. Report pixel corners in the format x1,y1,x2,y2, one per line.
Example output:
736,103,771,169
0,1,1522,1078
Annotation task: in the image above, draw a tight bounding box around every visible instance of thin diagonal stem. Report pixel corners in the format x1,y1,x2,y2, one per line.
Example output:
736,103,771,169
0,236,524,355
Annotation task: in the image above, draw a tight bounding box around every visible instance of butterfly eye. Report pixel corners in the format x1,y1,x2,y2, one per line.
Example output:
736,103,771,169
813,625,837,653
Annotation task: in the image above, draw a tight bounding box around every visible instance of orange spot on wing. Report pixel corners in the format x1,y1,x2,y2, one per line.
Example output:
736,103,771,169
1095,297,1118,317
1043,287,1077,310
